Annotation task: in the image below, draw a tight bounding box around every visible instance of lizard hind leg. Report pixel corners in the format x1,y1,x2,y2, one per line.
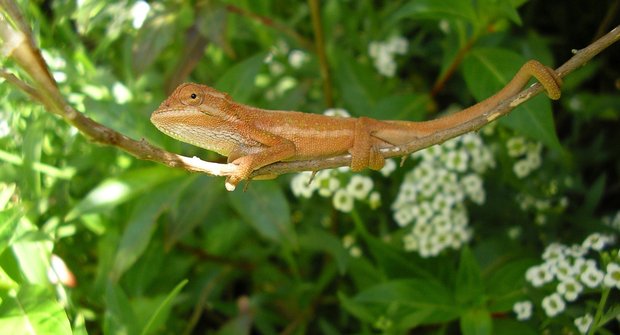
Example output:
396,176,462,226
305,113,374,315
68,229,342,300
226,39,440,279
350,117,385,171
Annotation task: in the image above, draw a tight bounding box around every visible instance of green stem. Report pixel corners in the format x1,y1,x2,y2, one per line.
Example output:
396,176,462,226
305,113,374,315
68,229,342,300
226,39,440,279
308,0,334,107
588,287,611,335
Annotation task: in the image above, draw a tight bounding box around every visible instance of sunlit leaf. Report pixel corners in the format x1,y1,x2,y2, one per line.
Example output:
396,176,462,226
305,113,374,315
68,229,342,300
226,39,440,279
0,285,72,334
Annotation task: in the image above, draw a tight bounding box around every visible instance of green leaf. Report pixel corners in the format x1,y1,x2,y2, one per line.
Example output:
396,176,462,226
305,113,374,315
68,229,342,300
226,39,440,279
486,258,537,312
104,281,139,335
0,285,72,334
11,221,53,285
228,181,296,246
354,279,459,325
455,246,483,305
386,0,477,26
363,234,433,279
110,177,189,281
66,166,184,221
337,291,376,323
493,319,537,335
141,279,188,335
462,48,562,151
215,52,267,103
583,174,606,215
460,307,492,335
333,51,381,116
298,228,349,274
374,93,432,121
0,207,20,255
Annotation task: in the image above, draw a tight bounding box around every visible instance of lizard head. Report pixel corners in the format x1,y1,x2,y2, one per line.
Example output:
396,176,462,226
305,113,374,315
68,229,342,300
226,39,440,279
150,83,239,154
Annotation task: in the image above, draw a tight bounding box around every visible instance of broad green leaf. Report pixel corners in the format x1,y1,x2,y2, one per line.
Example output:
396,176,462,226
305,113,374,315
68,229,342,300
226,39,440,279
460,307,492,335
0,207,20,255
228,181,296,246
165,175,224,248
337,291,376,323
455,247,483,305
583,174,606,215
140,279,188,335
486,258,537,312
104,281,139,335
354,279,459,325
66,166,184,221
374,93,432,121
11,221,53,285
386,0,477,27
462,48,562,151
363,234,433,279
0,183,16,210
298,228,349,274
0,285,72,334
333,52,381,116
110,177,189,281
493,319,537,335
215,52,267,103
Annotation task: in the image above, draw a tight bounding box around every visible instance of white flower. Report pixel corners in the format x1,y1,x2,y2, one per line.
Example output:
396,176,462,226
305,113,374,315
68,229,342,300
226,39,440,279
554,259,576,282
386,36,408,54
369,191,381,209
346,175,374,200
580,265,604,288
288,49,308,68
443,150,469,172
526,264,554,287
394,207,414,227
541,293,565,317
323,108,350,118
403,234,418,251
316,174,340,197
506,137,527,157
556,278,583,301
332,189,354,213
582,232,613,251
604,262,620,288
380,159,397,176
291,172,316,198
412,222,433,238
512,300,532,320
513,159,532,178
131,1,150,29
542,243,567,261
574,313,593,334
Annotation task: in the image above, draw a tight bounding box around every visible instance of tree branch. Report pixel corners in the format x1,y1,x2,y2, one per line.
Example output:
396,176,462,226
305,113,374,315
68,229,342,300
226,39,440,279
1,0,618,190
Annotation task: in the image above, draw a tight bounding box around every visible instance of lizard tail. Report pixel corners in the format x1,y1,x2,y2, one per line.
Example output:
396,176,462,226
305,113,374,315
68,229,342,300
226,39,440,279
374,60,561,145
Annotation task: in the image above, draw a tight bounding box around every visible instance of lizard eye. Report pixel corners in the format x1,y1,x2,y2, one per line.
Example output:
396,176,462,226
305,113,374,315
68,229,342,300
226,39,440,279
178,84,204,106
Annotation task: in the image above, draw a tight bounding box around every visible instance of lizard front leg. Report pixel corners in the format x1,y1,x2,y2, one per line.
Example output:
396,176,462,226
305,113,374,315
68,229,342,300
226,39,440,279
225,133,296,191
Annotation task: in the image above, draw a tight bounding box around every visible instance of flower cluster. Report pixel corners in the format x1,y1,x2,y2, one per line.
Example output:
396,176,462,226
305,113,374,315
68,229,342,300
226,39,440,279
259,41,310,100
393,133,495,257
506,136,543,178
290,109,382,212
516,232,619,333
368,36,408,77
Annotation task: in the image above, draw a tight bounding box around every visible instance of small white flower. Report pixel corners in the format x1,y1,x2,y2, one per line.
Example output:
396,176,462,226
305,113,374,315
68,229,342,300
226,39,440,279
541,293,565,317
346,175,374,200
380,159,397,176
554,259,576,282
369,191,381,209
574,313,593,334
507,137,527,157
387,36,408,54
604,262,620,288
542,243,568,261
443,150,469,172
323,108,350,117
580,265,604,288
349,246,362,258
394,207,414,227
526,264,554,287
317,175,340,197
288,49,308,68
412,222,433,238
332,189,354,213
290,172,316,198
557,278,583,301
582,232,612,251
513,159,532,178
513,300,533,321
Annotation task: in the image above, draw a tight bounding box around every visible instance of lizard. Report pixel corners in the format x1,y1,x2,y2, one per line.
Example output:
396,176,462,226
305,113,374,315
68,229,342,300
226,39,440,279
151,60,561,191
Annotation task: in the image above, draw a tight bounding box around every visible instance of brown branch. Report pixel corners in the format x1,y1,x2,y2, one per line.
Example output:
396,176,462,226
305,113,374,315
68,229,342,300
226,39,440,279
1,0,618,191
308,0,334,107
